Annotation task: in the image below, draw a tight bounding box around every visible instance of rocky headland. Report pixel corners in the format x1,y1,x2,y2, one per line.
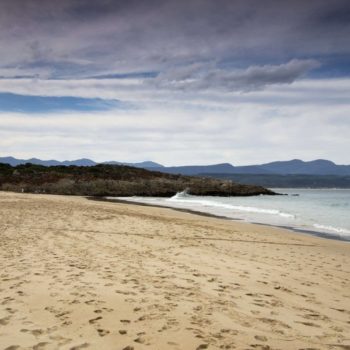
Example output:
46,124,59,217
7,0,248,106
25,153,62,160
0,163,276,197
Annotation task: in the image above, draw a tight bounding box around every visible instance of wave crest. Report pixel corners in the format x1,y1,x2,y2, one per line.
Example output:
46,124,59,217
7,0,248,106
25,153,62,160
170,189,190,200
168,192,294,218
312,224,350,235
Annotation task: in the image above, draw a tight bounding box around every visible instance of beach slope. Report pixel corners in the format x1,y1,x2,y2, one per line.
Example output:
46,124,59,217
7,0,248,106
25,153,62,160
0,192,349,349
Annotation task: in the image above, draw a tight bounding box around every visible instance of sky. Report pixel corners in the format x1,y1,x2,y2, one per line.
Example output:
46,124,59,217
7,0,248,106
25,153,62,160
0,0,349,166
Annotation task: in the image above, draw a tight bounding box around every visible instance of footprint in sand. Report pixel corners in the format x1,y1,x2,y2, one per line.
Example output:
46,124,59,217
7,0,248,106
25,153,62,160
33,342,50,350
134,336,146,344
254,335,267,342
88,316,102,324
97,328,110,337
120,319,131,324
295,321,321,328
0,316,11,325
69,343,90,350
250,344,271,350
196,344,209,350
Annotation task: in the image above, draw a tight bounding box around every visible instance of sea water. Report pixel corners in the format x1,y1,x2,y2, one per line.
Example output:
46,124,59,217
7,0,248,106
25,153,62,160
111,189,350,242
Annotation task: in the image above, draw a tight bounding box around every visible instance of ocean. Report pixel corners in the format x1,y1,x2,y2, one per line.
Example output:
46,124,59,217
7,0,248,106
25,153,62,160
111,188,350,242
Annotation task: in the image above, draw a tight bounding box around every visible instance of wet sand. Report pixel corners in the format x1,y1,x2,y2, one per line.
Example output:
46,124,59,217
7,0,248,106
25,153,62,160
0,192,349,350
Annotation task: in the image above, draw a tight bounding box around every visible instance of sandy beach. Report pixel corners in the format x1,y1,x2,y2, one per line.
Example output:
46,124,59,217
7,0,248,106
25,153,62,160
0,192,349,350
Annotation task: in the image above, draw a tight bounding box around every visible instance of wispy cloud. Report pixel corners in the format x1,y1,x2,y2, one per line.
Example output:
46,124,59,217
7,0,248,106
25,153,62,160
151,59,321,92
0,80,349,165
0,0,349,163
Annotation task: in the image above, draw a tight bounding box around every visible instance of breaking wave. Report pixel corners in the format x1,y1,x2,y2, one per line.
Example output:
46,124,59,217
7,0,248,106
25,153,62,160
312,224,350,236
114,189,350,242
168,191,295,218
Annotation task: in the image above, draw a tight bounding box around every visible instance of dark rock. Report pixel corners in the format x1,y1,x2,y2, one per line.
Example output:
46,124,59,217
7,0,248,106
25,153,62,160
0,163,277,197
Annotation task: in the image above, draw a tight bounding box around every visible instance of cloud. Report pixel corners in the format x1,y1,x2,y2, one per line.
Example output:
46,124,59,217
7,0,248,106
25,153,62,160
0,99,349,165
0,0,349,79
0,60,327,106
151,59,321,91
1,75,349,114
0,0,349,164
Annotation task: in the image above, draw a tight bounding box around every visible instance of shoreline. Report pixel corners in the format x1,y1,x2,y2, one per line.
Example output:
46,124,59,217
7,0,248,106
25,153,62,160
1,192,349,349
89,196,350,243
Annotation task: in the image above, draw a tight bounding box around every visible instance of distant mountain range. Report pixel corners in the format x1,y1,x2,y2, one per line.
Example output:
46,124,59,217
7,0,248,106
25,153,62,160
1,156,350,176
150,159,350,176
0,156,163,169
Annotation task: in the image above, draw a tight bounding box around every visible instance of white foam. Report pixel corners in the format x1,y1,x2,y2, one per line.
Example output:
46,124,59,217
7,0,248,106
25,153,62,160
168,192,295,218
111,189,350,241
170,189,190,199
312,224,350,236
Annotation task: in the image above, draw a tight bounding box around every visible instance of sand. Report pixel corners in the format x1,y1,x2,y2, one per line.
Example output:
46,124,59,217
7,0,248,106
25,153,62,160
0,192,349,350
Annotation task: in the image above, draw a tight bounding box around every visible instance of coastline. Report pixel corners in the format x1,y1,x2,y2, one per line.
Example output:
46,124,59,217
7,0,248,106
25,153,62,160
88,196,241,220
90,196,350,243
1,191,349,349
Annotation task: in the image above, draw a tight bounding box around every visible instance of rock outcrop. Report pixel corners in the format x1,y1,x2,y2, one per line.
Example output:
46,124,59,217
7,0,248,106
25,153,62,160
0,163,277,197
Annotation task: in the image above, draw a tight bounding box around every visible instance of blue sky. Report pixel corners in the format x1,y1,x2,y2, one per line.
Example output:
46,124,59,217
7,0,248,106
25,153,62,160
0,93,122,113
0,0,349,165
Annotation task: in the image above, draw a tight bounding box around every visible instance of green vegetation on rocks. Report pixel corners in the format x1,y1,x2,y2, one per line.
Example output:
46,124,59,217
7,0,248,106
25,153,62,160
0,163,276,197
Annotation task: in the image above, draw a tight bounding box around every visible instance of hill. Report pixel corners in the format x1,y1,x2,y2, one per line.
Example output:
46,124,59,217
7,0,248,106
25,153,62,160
203,173,350,189
2,157,349,175
257,159,350,176
147,163,237,175
0,157,163,169
0,163,275,197
148,159,350,176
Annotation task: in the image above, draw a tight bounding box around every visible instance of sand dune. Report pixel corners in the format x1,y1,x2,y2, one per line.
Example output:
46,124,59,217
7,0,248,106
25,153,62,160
0,192,349,350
